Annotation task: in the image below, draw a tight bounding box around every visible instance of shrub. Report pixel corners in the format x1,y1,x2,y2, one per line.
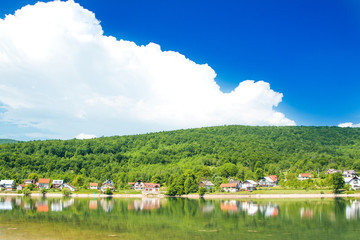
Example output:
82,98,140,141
199,187,207,197
41,188,48,195
17,190,22,194
62,188,71,197
22,188,31,196
320,191,324,194
105,187,113,195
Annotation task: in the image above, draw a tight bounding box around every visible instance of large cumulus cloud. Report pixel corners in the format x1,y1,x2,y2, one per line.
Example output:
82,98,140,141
0,0,295,139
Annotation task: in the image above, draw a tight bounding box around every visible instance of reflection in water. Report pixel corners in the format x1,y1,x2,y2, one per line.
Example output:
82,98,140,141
220,200,279,217
346,200,360,220
0,197,12,210
301,208,314,219
51,200,62,212
100,198,114,212
89,200,97,210
128,198,161,211
37,199,49,212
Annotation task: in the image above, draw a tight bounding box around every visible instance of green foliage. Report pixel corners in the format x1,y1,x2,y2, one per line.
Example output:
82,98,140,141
62,188,71,196
330,172,345,192
22,188,31,196
0,126,360,187
104,187,113,195
199,187,207,197
41,188,48,194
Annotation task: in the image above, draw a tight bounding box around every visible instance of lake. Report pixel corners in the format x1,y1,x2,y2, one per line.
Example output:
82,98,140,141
1,196,360,239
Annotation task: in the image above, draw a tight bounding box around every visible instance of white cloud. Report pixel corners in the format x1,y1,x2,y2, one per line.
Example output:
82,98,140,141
338,122,360,128
75,133,96,140
0,0,295,139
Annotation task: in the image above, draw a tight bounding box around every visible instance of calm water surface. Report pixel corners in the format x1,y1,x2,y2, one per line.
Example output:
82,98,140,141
1,196,360,240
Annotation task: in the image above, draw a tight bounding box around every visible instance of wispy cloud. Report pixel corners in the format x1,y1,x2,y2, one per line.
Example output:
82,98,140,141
338,122,360,128
0,0,295,139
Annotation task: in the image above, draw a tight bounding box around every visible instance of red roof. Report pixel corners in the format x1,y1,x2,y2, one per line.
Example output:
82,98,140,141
128,182,135,185
300,173,311,177
90,183,98,187
38,178,50,184
268,175,278,182
220,183,238,188
144,183,160,188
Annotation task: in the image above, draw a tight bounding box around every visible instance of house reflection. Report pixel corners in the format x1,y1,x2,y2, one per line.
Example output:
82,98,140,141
100,198,114,212
51,200,62,212
346,200,360,220
300,208,313,219
0,197,12,210
89,200,98,210
200,201,215,213
62,198,74,209
128,198,161,211
220,200,238,212
219,200,279,217
37,199,49,212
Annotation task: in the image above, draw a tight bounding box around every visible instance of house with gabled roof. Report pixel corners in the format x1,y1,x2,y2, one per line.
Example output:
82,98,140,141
60,183,76,192
24,179,36,185
101,183,115,192
242,180,257,191
343,170,358,178
52,180,63,189
199,181,215,191
220,181,241,192
259,175,278,187
143,183,160,193
298,173,311,181
344,176,360,190
38,179,51,189
132,180,145,190
0,180,15,191
89,182,99,190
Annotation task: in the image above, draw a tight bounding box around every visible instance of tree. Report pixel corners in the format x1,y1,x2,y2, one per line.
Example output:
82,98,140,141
105,187,113,195
62,188,71,197
199,187,207,197
330,172,344,193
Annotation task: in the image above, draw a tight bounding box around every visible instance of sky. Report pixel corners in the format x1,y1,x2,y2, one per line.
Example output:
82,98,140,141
0,0,359,140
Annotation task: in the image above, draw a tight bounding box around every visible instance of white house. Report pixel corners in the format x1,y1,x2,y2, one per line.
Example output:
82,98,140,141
89,183,99,190
343,170,358,178
16,184,26,191
298,173,311,181
52,180,63,189
259,175,278,187
0,180,15,191
38,179,51,189
242,180,257,191
132,180,145,190
101,183,115,192
60,183,76,192
344,176,360,190
220,181,241,192
143,183,160,193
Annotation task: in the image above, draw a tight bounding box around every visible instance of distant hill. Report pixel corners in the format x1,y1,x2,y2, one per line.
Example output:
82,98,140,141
0,125,359,186
0,139,17,144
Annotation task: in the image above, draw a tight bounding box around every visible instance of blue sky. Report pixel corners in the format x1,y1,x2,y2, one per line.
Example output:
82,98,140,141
0,0,359,140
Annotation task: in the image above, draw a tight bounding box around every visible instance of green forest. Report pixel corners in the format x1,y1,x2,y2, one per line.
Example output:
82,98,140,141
0,125,359,190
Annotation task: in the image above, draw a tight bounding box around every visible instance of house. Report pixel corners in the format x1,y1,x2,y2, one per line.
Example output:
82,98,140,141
242,180,257,191
259,175,278,187
133,180,145,190
103,179,114,186
0,180,15,191
143,183,160,193
343,170,358,178
60,183,76,192
325,169,341,174
89,183,99,190
38,179,51,189
298,173,311,181
199,181,215,191
52,180,63,188
344,176,360,190
24,179,36,185
101,183,115,192
17,184,26,191
220,181,241,192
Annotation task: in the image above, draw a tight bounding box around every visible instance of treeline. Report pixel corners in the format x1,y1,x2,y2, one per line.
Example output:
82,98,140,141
0,126,360,189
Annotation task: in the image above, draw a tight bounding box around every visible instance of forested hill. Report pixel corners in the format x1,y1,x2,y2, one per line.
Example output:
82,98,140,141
0,139,17,144
1,126,360,186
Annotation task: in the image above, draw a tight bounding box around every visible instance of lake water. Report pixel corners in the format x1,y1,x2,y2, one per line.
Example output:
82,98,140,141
1,196,360,240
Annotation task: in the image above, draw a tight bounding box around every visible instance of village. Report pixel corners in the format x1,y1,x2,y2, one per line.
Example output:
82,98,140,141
0,169,359,194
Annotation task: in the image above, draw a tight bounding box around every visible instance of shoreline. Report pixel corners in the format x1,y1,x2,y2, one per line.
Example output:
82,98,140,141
1,192,360,199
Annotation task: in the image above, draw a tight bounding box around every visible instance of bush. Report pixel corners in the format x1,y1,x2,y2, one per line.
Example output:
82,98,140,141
199,187,207,197
17,190,22,194
105,187,113,195
41,188,48,195
22,188,31,196
62,188,71,197
320,191,324,194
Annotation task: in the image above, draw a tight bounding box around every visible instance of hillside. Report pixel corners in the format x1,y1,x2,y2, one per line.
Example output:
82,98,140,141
0,126,359,187
0,139,17,144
